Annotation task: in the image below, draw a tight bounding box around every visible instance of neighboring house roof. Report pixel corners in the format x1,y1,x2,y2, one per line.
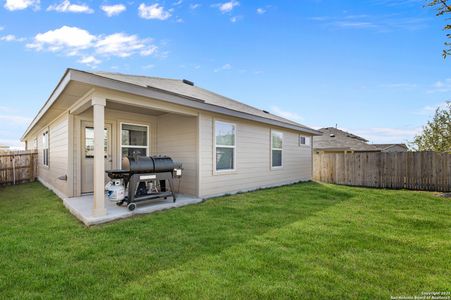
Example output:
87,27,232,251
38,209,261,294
372,144,408,151
313,127,379,152
22,68,320,140
320,127,369,142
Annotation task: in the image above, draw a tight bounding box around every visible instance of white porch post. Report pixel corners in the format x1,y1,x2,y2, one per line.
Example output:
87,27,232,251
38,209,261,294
92,96,107,216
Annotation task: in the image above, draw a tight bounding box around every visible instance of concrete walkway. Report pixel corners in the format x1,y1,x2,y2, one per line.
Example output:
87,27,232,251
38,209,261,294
62,194,203,226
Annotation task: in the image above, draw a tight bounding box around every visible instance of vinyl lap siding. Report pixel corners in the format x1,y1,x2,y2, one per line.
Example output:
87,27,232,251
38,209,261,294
156,114,198,196
199,113,312,198
37,113,69,197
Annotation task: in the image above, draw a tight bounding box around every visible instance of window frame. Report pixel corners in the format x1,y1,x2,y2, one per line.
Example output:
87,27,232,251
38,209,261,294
299,135,311,147
83,126,109,159
271,130,283,169
213,120,237,174
42,129,49,167
119,122,149,162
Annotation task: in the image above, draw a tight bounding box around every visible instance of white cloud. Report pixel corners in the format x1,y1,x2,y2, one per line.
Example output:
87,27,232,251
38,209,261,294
333,21,377,29
96,33,156,57
190,3,200,9
230,15,242,22
256,8,265,14
0,26,4,31
351,127,421,144
101,4,126,16
214,63,232,72
0,138,25,149
218,0,238,13
26,26,158,66
0,34,25,42
309,16,329,21
380,83,417,89
26,26,95,52
173,0,182,5
0,34,14,41
0,115,32,125
140,45,157,56
140,46,157,56
311,13,428,32
415,102,450,116
0,106,12,112
270,106,304,122
371,0,423,7
138,3,171,20
78,55,101,67
142,64,155,69
428,78,451,93
4,0,39,11
47,0,93,13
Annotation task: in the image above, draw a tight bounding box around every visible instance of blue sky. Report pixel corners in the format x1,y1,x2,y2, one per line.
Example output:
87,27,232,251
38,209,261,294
0,0,449,148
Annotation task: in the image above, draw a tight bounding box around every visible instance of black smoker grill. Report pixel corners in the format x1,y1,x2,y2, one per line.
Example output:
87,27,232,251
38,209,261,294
106,155,182,211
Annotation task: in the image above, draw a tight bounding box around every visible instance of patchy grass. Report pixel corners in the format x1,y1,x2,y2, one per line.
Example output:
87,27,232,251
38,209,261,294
0,182,449,299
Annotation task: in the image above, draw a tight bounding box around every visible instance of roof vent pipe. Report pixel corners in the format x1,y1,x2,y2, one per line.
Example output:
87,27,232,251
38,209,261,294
182,79,194,86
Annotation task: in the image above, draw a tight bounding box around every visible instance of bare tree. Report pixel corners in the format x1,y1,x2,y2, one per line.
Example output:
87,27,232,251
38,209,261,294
427,0,451,58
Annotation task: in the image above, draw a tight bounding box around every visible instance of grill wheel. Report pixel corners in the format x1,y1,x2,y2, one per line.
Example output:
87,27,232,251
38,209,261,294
127,203,136,211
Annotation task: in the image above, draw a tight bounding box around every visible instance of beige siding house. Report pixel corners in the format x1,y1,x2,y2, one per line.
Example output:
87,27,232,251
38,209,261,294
22,69,319,217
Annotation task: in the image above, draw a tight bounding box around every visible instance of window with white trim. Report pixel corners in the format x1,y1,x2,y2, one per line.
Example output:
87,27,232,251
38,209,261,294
84,127,108,158
271,130,283,168
215,121,236,171
299,135,311,146
42,130,49,167
121,123,148,158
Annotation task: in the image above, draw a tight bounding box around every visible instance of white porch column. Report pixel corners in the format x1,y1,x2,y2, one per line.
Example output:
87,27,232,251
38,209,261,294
92,96,107,217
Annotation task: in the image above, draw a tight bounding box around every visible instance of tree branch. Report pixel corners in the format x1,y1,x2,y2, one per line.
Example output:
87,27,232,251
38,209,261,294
439,0,451,12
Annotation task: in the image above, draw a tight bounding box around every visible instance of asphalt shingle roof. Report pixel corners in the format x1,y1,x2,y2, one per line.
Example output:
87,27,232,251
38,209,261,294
92,71,314,132
313,127,379,152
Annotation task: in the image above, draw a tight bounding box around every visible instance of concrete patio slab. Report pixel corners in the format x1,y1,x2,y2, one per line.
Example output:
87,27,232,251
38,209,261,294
62,194,203,226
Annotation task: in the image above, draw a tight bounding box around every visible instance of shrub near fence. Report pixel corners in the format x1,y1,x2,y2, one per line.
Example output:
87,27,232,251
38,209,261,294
0,150,38,185
313,151,451,192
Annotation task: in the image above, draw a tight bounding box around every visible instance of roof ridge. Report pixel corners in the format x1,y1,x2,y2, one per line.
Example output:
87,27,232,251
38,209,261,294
94,71,181,83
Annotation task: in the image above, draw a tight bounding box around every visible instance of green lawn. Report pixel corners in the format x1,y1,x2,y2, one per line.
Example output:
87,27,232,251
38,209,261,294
0,182,450,299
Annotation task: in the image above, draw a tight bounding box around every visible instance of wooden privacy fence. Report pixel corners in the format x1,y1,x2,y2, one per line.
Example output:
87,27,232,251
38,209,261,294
0,150,38,186
313,151,451,192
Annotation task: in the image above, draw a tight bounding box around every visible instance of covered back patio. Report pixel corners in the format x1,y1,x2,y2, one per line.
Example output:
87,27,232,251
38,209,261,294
66,85,201,223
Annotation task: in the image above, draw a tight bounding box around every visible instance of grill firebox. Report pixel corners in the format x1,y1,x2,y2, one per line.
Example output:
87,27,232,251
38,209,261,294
106,155,182,211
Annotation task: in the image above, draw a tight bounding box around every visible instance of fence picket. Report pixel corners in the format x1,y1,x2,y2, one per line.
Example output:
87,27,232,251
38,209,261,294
313,151,451,192
0,150,38,186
